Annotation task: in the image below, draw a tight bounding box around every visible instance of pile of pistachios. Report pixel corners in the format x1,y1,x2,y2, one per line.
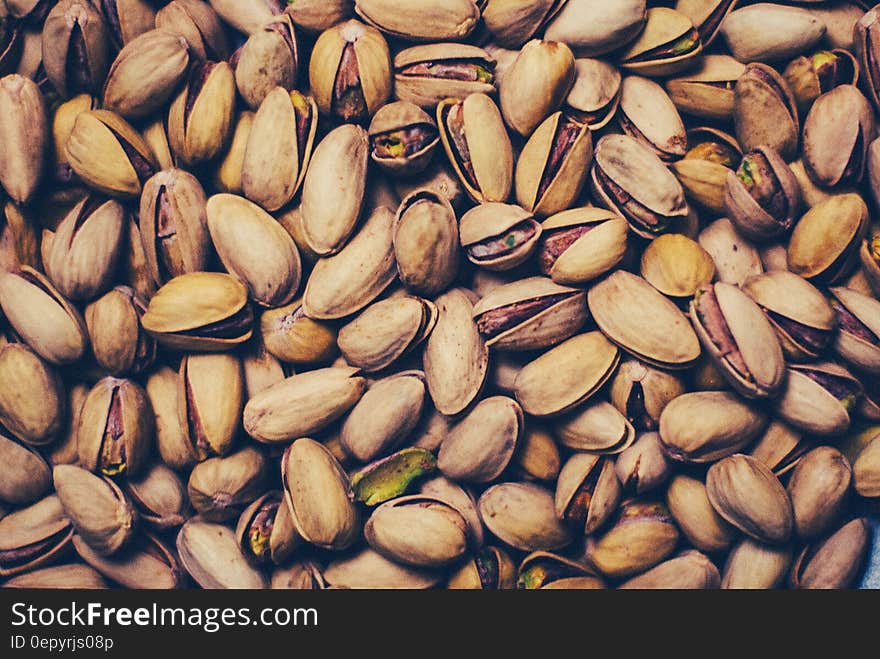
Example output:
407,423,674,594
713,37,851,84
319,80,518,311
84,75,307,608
1,0,880,591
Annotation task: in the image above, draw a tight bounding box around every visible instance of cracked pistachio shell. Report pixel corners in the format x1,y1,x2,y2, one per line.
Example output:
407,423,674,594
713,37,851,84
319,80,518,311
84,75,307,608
178,352,242,461
393,190,459,296
734,63,800,162
354,0,479,42
790,518,870,589
282,438,360,550
418,475,483,547
352,448,437,507
302,205,396,319
206,194,301,308
564,58,621,130
300,124,369,255
619,550,720,589
85,286,155,377
439,395,522,483
0,201,40,274
42,0,111,98
368,101,439,177
340,371,425,463
706,454,793,545
207,0,282,36
544,0,646,57
448,546,517,590
641,234,714,298
0,74,46,205
145,366,189,470
233,14,299,109
749,420,811,478
514,332,619,417
364,495,469,567
102,29,191,119
784,48,859,114
324,547,441,589
242,89,317,213
666,474,735,553
854,435,880,498
122,216,158,305
584,500,679,579
213,111,253,195
187,447,267,522
590,134,689,239
721,3,825,62
588,270,700,369
676,0,737,48
261,298,338,365
553,400,636,454
437,94,513,204
537,207,628,285
0,495,73,577
43,196,125,301
500,39,575,137
555,453,621,535
141,272,253,351
856,6,880,113
3,564,107,589
803,85,874,188
515,111,592,217
665,55,745,122
609,358,686,433
66,110,158,198
393,43,496,110
482,0,565,48
517,552,605,590
698,218,763,286
423,287,488,416
690,282,785,399
176,519,267,589
618,7,702,77
787,446,851,539
77,377,153,478
0,267,88,365
618,75,686,163
155,0,227,59
743,271,836,362
235,491,300,566
125,463,189,531
339,296,437,372
271,559,326,590
244,367,366,444
478,482,572,552
672,132,740,215
615,432,672,495
472,276,588,351
660,391,768,463
460,203,541,271
0,432,51,505
788,193,868,283
513,424,560,482
775,362,861,436
53,464,136,556
0,344,65,446
722,538,792,589
73,532,183,590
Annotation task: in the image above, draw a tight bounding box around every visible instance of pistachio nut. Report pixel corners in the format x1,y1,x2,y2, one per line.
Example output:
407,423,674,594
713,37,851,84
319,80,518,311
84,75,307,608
618,76,686,164
829,286,880,373
437,93,513,204
102,29,191,119
742,271,837,362
659,391,768,463
155,0,226,58
855,6,880,113
0,201,40,274
323,547,440,589
0,74,47,205
675,0,736,48
187,446,267,522
0,432,51,505
368,101,439,177
618,7,702,77
720,4,825,63
0,495,73,577
590,134,689,239
641,234,714,298
140,272,254,351
354,0,479,42
733,63,800,162
460,203,542,271
448,546,517,590
690,282,785,399
244,367,366,444
609,357,686,433
775,361,862,436
393,43,495,110
125,463,189,531
588,270,701,369
554,453,621,536
0,266,88,365
85,286,156,376
515,551,603,590
584,500,679,579
786,446,851,540
261,298,338,365
513,425,560,482
544,0,646,57
43,195,125,301
271,559,327,590
787,193,868,283
854,435,880,498
286,0,353,34
3,564,107,589
619,550,720,589
553,400,636,454
721,538,792,589
481,0,565,48
42,0,110,98
666,474,735,553
338,295,437,372
0,343,65,446
478,482,572,552
784,49,859,114
207,0,284,36
393,190,459,296
515,111,592,217
352,447,437,506
176,519,267,589
790,518,870,589
563,58,621,131
615,432,672,496
665,55,745,123
235,491,300,566
72,532,182,590
213,110,253,195
417,475,483,547
668,128,738,217
144,366,189,470
141,117,175,172
749,419,812,478
66,109,158,198
706,454,794,545
282,437,360,550
233,13,298,110
122,216,158,303
53,464,136,556
340,371,425,463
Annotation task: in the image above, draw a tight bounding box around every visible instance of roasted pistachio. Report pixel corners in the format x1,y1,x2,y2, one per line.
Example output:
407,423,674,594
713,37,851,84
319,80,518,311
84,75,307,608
42,0,110,98
784,49,859,113
721,4,825,63
775,361,862,436
393,43,495,110
354,0,479,42
666,55,745,123
0,495,74,577
790,518,870,589
544,0,646,57
734,63,800,162
618,7,702,77
393,190,459,296
187,447,267,522
517,551,603,590
0,343,65,446
641,233,714,298
155,0,226,59
0,74,47,205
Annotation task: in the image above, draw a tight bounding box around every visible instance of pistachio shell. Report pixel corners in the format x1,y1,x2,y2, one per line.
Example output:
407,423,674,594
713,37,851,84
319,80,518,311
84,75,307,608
698,217,764,286
619,550,720,589
261,298,339,365
618,7,702,77
393,43,496,109
787,446,851,539
554,400,636,454
830,286,880,374
853,435,880,498
324,547,441,589
478,482,572,552
554,453,621,535
564,58,621,130
354,0,479,42
666,475,735,553
0,433,51,504
538,207,628,285
352,448,437,506
393,190,459,297
721,538,792,589
544,0,646,57
665,54,745,122
609,357,686,433
618,75,686,162
73,533,182,589
0,495,73,577
790,518,870,589
459,203,542,271
641,234,714,298
176,519,267,589
733,63,799,161
775,362,860,436
721,4,825,63
187,447,267,521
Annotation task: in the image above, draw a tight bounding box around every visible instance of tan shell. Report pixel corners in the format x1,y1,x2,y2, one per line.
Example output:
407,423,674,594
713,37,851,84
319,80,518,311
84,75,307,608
393,190,459,297
671,128,741,215
354,0,479,41
749,420,811,477
73,533,183,589
459,203,541,271
787,446,851,539
564,58,622,130
0,433,51,505
720,4,825,63
774,362,859,436
176,519,267,589
368,101,439,176
539,207,628,285
609,357,686,433
418,475,484,548
615,431,672,495
618,75,687,162
393,43,496,109
666,475,735,553
619,7,702,77
641,233,714,298
261,299,339,365
323,547,441,589
665,54,746,122
733,63,800,161
619,550,720,589
698,217,764,286
854,435,880,498
555,453,621,535
553,400,636,454
790,518,870,589
477,482,572,552
830,286,880,374
544,0,647,57
721,538,792,589
0,495,73,577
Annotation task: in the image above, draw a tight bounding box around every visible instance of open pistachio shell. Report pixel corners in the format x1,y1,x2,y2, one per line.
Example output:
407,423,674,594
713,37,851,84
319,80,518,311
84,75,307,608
830,286,880,374
564,58,621,130
554,453,621,535
675,0,736,48
641,233,714,298
517,551,604,590
609,358,686,433
618,75,686,163
553,400,636,454
459,203,542,271
671,127,741,214
393,43,496,110
665,54,745,122
618,7,702,77
538,207,628,285
749,420,812,478
0,495,73,577
775,362,862,436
